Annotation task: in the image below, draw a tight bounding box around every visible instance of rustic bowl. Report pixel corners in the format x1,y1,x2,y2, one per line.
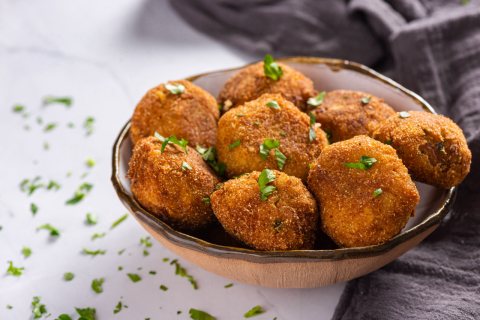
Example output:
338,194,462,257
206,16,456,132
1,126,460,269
111,57,456,288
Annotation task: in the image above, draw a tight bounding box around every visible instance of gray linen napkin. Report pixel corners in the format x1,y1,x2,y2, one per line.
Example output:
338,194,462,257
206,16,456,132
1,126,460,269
170,0,480,318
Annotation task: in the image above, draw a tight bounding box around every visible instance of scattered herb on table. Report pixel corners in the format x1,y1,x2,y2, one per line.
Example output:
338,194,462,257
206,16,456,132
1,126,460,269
32,296,47,319
75,307,96,320
91,233,105,240
22,246,32,258
165,83,185,94
170,259,198,289
44,96,72,107
7,261,24,276
141,236,152,247
258,169,276,201
7,305,12,309
44,123,57,132
307,91,326,107
67,122,74,128
44,142,49,150
127,273,142,283
37,224,60,236
66,183,93,205
344,156,377,170
47,180,60,190
189,308,215,320
244,306,265,318
21,177,44,195
118,249,126,255
64,272,75,281
31,203,38,215
111,213,128,229
163,258,169,262
143,250,149,256
263,54,283,81
224,283,233,288
118,266,123,271
160,285,168,291
83,248,106,256
86,213,98,225
85,117,95,135
86,157,95,167
91,278,104,293
149,271,156,275
13,105,24,112
114,301,122,314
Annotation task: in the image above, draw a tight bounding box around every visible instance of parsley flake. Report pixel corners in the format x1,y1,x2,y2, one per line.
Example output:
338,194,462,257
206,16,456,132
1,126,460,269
224,283,233,288
127,273,142,282
165,83,185,94
31,297,47,319
196,146,225,176
202,198,210,204
156,132,189,154
13,105,24,112
47,180,60,190
160,285,168,291
114,301,122,314
22,246,32,258
344,156,377,170
362,96,371,104
385,139,393,145
86,213,98,225
171,260,198,289
182,161,192,171
111,213,128,229
229,140,241,152
266,100,280,109
91,278,104,293
66,183,93,205
64,272,74,281
236,114,243,117
7,305,12,309
91,233,105,240
85,117,95,134
21,177,44,195
263,54,283,81
254,122,261,125
31,203,38,215
7,261,24,276
309,112,316,143
259,139,280,161
279,132,286,136
258,169,276,201
244,305,265,318
189,308,215,320
44,123,57,132
86,157,95,167
399,111,411,118
163,258,170,262
44,96,72,107
324,128,332,139
118,249,126,255
83,248,106,255
141,236,152,247
274,148,287,170
374,188,383,197
75,307,96,320
307,91,326,107
37,224,60,236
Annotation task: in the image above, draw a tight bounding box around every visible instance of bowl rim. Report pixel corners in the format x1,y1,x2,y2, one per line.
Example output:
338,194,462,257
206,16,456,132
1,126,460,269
111,56,457,263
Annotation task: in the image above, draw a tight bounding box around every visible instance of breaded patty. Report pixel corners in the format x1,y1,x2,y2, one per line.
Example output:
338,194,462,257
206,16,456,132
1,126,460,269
216,94,329,183
210,170,319,251
311,90,396,143
130,80,219,148
308,135,419,248
217,61,316,112
127,136,222,231
372,111,471,189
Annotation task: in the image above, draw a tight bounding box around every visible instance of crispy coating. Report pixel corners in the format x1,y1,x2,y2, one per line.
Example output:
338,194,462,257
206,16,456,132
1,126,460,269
308,135,420,248
216,94,329,183
217,61,316,112
373,111,471,188
312,90,396,143
211,170,319,251
130,80,220,148
127,136,222,231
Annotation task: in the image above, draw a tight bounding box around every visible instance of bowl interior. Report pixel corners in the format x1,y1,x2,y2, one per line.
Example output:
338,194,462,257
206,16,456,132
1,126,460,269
118,60,448,249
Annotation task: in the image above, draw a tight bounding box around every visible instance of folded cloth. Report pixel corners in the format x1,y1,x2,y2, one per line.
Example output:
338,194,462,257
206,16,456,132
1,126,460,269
171,0,480,318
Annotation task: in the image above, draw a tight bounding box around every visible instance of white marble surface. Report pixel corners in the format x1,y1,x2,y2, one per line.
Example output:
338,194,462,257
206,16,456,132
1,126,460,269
0,0,345,319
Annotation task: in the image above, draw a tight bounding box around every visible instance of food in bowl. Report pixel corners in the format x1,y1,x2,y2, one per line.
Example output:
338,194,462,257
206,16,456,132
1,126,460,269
307,135,420,248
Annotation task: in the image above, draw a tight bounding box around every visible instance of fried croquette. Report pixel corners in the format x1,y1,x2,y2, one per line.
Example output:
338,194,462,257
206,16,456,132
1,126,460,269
210,170,319,251
372,111,471,189
216,94,329,183
311,90,396,143
217,61,317,112
308,135,420,248
127,136,222,231
130,80,220,148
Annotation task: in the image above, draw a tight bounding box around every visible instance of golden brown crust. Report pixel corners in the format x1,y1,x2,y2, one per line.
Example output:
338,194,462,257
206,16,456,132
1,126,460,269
372,111,471,188
312,90,396,143
217,62,316,112
127,136,223,231
211,170,319,251
307,135,420,248
130,80,220,148
216,94,329,183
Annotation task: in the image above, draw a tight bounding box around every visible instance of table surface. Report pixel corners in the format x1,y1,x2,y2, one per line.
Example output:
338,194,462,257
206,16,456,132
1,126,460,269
0,0,345,319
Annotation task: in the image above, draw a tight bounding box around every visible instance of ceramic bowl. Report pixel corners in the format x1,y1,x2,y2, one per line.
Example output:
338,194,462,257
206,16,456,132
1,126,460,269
111,57,456,288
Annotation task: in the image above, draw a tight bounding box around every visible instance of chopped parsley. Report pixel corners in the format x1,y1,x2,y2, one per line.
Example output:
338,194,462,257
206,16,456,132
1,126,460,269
31,296,47,319
44,123,57,132
253,122,261,125
259,139,280,161
7,261,24,276
86,157,95,167
67,122,74,128
23,113,29,118
37,224,60,236
229,140,241,151
149,271,156,275
202,198,210,204
47,180,60,190
266,100,280,109
155,132,189,154
118,249,126,255
83,248,106,255
171,259,198,289
263,54,283,81
236,114,243,117
141,236,152,247
344,156,377,170
165,83,185,94
91,233,105,240
324,128,332,139
218,104,222,110
75,307,96,320
24,125,30,131
86,213,98,225
66,183,93,205
258,169,276,201
44,142,49,150
275,148,287,170
163,258,170,262
21,177,44,195
64,272,75,281
160,285,168,291
13,105,24,112
127,273,142,282
196,146,226,176
22,246,32,258
244,305,265,318
118,266,123,270
44,96,72,107
189,309,215,320
7,305,12,309
361,96,371,104
374,188,383,197
279,132,286,136
399,111,411,118
31,203,38,215
307,91,326,107
114,301,122,314
37,117,43,124
143,250,149,256
224,283,233,288
385,139,393,145
85,117,95,134
91,278,104,293
111,213,128,229
309,112,316,143
182,161,192,171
